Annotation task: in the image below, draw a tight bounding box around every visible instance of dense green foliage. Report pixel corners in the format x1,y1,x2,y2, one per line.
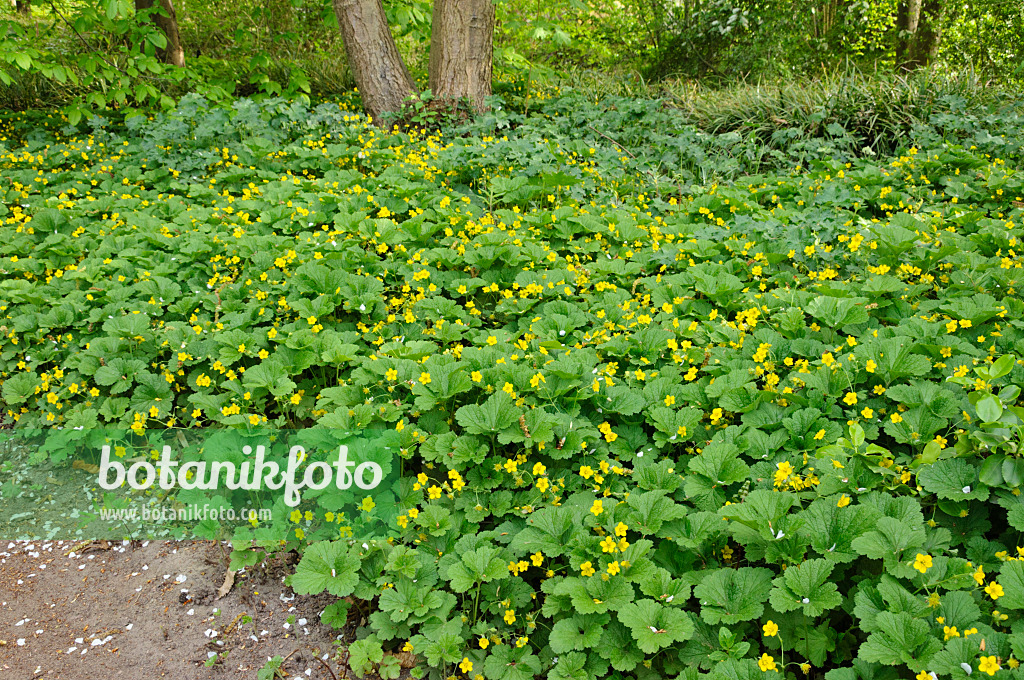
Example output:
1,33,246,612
1,0,1022,118
3,88,1024,680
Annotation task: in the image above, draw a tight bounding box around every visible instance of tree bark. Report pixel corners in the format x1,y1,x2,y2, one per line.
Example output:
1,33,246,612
897,0,941,70
333,0,416,122
908,0,943,68
428,0,494,112
15,0,29,16
135,0,185,68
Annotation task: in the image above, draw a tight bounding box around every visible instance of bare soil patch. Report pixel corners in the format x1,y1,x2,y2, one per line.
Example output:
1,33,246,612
0,540,351,679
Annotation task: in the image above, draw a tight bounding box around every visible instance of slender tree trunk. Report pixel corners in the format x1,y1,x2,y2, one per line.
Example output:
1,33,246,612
908,0,943,68
15,0,29,16
895,0,909,66
333,0,416,122
135,0,185,67
428,0,494,112
897,0,941,70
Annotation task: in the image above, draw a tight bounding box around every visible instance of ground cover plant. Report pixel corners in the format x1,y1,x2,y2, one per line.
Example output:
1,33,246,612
2,89,1024,680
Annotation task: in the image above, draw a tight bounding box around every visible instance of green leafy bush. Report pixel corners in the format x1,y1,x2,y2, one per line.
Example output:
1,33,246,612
2,91,1024,679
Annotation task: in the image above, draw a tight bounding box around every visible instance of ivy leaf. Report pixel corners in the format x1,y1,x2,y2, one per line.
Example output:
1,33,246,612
287,541,360,597
694,567,774,624
617,599,694,653
769,558,842,617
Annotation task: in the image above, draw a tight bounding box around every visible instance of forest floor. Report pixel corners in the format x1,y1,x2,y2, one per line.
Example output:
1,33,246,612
0,540,351,679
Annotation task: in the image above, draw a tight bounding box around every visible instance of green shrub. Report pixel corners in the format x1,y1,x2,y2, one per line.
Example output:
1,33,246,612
2,91,1024,679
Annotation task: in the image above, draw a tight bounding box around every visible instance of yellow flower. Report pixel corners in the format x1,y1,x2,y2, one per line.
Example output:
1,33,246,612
917,672,931,680
385,368,398,381
979,656,1000,676
600,536,618,553
478,637,489,649
580,561,595,577
913,553,933,573
459,658,473,674
471,370,482,382
814,429,826,440
943,625,960,640
861,407,874,419
758,653,778,672
590,499,604,516
891,412,903,423
866,359,877,373
504,609,516,624
973,565,986,585
843,392,858,406
986,582,1005,600
837,495,851,508
419,372,431,385
607,561,621,575
763,620,779,637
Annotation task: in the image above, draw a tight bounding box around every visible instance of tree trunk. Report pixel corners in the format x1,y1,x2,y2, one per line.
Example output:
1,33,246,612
428,0,494,112
15,0,29,16
908,0,943,68
897,0,941,70
333,0,416,122
135,0,185,68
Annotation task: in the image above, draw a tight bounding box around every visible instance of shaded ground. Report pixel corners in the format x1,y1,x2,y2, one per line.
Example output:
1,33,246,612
0,540,353,679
